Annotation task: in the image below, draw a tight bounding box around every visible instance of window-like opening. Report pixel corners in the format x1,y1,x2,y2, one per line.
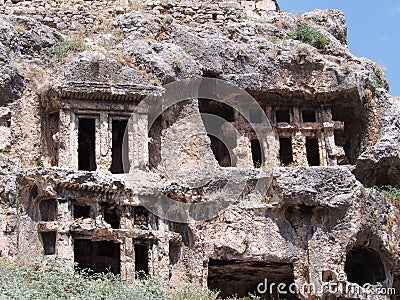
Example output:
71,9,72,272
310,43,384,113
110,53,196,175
198,99,235,123
302,110,316,122
208,135,231,167
74,239,120,274
30,184,38,200
73,204,91,219
208,260,296,299
279,138,293,165
251,139,263,168
39,199,57,221
169,222,191,247
132,206,148,228
169,242,181,266
41,232,56,255
102,204,119,229
344,247,385,286
110,119,129,174
306,138,320,166
249,108,262,123
78,118,96,171
276,108,290,123
134,243,149,277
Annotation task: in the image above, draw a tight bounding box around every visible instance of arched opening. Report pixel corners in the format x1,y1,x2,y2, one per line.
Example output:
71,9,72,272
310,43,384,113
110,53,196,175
344,247,385,286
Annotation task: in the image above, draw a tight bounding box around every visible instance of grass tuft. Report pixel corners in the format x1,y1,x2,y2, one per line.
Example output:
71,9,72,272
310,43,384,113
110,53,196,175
287,23,328,50
373,185,400,203
52,38,88,57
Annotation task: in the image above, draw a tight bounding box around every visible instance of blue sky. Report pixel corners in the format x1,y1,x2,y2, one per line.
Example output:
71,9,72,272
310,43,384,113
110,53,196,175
279,0,400,96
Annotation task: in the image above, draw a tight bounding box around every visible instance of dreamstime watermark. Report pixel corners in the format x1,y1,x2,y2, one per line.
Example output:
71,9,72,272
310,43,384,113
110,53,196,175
123,78,275,223
256,274,396,297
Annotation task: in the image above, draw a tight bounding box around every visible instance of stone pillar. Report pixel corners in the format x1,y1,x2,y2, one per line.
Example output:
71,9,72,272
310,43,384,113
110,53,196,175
120,206,133,280
292,106,301,126
292,132,307,166
319,131,328,166
233,133,252,168
97,112,111,173
56,199,74,269
58,109,78,169
131,112,149,170
263,130,278,169
321,108,345,166
154,218,170,280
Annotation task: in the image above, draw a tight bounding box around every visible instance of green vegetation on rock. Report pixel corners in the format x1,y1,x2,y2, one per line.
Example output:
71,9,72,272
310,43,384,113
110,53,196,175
287,23,328,50
52,39,88,57
373,185,400,203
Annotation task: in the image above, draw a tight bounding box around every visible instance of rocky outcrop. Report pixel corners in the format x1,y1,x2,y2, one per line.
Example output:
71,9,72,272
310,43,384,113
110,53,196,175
354,94,400,187
0,35,24,104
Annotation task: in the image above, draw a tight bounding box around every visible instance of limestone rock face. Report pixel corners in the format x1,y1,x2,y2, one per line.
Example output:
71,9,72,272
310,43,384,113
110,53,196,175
0,0,400,299
0,39,24,104
354,95,400,187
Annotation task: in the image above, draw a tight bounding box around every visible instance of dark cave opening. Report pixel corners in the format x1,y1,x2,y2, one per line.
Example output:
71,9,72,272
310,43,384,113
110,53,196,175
207,259,296,299
279,137,293,165
344,247,385,286
208,135,231,167
134,243,149,277
275,108,290,123
110,119,129,174
302,109,316,123
306,138,320,166
331,103,365,165
74,239,120,274
102,204,120,229
41,231,56,255
73,204,91,219
251,139,263,168
39,199,57,221
198,99,235,123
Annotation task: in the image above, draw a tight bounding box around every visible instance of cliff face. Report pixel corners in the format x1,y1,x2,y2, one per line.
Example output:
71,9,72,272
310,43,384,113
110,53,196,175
0,0,400,299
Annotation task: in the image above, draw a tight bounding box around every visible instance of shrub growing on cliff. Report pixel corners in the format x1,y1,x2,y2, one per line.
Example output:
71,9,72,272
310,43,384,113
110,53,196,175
373,185,400,203
287,23,328,50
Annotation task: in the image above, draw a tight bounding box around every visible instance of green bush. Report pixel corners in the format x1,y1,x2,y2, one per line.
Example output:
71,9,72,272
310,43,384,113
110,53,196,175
35,158,44,167
0,258,220,300
373,185,400,202
287,23,328,50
